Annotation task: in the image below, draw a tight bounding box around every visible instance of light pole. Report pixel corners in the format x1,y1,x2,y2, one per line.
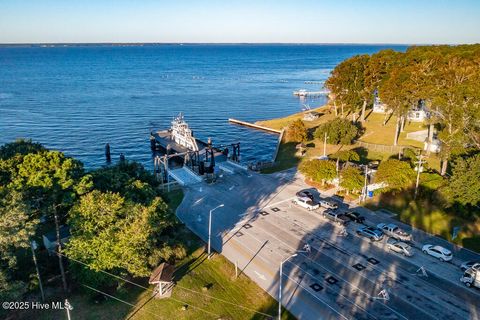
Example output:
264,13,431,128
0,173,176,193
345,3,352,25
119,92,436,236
30,240,45,302
208,204,224,259
278,248,309,320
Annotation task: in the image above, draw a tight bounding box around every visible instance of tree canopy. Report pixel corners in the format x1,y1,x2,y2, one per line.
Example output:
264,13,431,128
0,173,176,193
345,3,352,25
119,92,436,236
375,159,415,192
326,44,480,167
285,119,308,142
299,159,337,185
314,118,359,145
444,154,480,207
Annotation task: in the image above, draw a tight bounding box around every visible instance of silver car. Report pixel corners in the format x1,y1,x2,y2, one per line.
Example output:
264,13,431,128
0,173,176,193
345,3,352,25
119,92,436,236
387,238,414,257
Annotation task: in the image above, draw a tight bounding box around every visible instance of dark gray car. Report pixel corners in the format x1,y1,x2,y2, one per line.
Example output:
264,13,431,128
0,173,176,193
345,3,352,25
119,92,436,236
356,226,384,241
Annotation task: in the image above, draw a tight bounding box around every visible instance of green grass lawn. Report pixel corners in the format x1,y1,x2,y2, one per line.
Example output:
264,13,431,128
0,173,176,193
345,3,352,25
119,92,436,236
16,190,294,320
258,106,442,172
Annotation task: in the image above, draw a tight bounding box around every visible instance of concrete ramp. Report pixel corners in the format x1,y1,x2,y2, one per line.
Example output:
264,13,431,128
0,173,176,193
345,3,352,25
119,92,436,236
169,167,202,186
218,160,248,174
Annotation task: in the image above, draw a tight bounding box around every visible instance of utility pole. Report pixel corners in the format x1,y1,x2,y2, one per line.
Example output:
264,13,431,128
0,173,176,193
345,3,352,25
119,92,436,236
414,153,425,200
362,165,368,202
53,207,68,292
30,240,45,302
323,132,327,157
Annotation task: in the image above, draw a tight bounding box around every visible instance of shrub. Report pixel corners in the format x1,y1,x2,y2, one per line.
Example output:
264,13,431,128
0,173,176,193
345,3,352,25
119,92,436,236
299,159,336,185
314,118,359,145
340,166,364,194
286,119,308,142
375,159,415,192
331,150,360,162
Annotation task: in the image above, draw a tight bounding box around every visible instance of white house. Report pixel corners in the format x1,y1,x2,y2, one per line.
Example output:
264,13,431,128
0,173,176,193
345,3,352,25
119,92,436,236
372,90,387,113
407,101,430,122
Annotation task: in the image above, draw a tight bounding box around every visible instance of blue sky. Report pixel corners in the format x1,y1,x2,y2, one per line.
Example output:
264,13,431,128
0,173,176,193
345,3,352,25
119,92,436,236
1,0,479,44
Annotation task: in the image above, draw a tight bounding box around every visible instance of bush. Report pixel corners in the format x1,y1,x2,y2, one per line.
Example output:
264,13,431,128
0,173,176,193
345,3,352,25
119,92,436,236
286,119,308,142
331,150,360,162
299,159,336,185
340,166,364,194
375,159,415,192
314,118,359,145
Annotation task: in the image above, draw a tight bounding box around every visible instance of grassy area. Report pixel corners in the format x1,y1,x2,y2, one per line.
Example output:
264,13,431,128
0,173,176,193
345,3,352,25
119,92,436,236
17,190,294,320
258,106,442,172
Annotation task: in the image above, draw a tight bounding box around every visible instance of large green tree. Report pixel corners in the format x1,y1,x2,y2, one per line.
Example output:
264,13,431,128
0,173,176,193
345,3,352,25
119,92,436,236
339,166,364,195
314,118,359,145
299,159,337,185
444,154,480,207
375,159,415,192
65,190,175,286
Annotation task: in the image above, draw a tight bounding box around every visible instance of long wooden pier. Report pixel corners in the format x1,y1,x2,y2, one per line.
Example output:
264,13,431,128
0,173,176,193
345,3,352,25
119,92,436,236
228,118,282,134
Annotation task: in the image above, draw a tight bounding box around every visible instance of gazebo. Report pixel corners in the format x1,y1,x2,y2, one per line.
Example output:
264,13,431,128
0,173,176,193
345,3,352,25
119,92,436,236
149,262,175,298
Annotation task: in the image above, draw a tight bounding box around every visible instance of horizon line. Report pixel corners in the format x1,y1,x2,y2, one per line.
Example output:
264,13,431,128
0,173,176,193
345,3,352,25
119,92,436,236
0,41,470,46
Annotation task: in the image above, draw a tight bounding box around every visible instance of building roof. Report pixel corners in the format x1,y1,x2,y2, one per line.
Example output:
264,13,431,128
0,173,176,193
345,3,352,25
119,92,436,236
149,262,175,284
43,225,70,242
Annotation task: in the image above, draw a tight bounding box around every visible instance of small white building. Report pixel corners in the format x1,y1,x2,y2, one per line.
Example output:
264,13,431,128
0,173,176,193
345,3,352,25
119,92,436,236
424,138,441,153
407,101,430,122
372,91,387,113
303,111,320,121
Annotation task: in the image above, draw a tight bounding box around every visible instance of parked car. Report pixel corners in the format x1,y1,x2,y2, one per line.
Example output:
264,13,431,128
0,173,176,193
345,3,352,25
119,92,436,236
377,223,412,242
319,200,338,210
356,226,384,241
296,189,315,201
344,211,365,224
292,196,319,211
460,261,480,272
322,209,349,225
422,244,453,262
386,238,414,257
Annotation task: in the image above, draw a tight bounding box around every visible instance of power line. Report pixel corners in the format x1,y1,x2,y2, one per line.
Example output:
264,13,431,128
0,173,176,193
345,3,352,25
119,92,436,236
81,284,165,320
50,249,274,318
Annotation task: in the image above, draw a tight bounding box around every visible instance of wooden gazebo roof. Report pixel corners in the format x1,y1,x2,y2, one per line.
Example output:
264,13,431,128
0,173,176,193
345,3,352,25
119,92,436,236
149,262,175,284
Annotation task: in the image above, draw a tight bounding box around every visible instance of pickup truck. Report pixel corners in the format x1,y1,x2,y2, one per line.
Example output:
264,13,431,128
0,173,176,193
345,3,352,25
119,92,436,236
322,209,349,225
461,264,480,288
377,223,412,242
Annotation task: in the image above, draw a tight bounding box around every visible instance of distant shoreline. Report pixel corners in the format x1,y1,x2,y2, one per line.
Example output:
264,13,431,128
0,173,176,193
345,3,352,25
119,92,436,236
0,42,422,48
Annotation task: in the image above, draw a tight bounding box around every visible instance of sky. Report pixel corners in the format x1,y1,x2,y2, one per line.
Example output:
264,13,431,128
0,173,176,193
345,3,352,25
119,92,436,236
0,0,479,44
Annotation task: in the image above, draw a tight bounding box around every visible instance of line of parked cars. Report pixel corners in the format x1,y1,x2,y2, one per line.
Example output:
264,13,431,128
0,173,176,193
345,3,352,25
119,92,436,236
292,189,480,288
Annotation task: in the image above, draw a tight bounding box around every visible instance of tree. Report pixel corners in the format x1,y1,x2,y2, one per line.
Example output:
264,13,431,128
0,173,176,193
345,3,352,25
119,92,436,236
285,119,308,142
444,154,480,207
331,150,360,163
13,151,88,291
65,190,176,286
339,166,364,195
299,159,336,185
375,159,415,192
314,118,359,145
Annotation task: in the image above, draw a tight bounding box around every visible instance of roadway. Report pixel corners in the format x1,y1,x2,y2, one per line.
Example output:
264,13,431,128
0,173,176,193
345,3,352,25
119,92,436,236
176,168,480,320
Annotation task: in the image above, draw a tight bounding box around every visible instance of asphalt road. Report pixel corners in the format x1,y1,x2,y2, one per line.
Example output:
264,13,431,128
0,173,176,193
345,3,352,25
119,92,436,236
176,168,480,320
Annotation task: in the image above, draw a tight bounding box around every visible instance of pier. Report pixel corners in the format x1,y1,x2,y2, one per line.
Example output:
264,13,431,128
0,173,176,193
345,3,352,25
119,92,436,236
228,118,282,134
293,89,329,97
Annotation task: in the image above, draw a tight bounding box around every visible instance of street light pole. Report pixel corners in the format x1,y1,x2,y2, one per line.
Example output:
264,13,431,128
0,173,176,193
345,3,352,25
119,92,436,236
208,204,224,259
278,248,309,320
279,253,297,320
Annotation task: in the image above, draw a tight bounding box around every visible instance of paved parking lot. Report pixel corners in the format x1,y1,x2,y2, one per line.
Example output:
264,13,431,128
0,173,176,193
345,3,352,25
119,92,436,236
177,168,480,320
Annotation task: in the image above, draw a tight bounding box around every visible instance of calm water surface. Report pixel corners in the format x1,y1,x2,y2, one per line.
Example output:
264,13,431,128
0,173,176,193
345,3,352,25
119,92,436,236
0,44,407,169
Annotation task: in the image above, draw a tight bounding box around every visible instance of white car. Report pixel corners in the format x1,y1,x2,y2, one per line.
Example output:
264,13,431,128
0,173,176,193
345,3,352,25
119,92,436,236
422,244,453,262
387,239,414,257
292,197,320,211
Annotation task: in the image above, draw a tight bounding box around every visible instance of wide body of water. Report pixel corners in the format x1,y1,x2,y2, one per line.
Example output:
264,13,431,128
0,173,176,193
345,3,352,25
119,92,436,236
0,44,407,169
